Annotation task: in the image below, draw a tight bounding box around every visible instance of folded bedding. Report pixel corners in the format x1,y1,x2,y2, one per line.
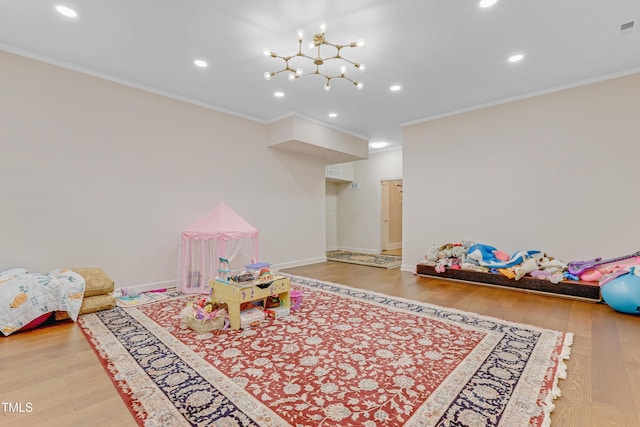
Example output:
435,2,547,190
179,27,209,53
0,268,85,336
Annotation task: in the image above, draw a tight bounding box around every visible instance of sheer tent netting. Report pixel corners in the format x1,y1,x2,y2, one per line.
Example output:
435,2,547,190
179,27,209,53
179,203,259,294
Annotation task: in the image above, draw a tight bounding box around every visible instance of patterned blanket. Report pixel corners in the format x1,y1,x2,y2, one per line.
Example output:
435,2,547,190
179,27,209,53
0,268,85,335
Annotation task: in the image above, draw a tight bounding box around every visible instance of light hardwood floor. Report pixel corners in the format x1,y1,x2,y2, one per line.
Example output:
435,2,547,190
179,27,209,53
1,262,638,426
382,248,402,257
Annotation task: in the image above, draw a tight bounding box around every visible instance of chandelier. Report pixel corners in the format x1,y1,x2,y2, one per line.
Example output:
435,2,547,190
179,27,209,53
263,22,365,91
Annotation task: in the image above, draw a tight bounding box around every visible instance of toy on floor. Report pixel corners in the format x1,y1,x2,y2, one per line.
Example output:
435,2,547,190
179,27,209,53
118,287,139,300
567,250,640,276
179,203,260,294
600,267,640,315
579,258,640,282
182,298,228,333
422,241,568,283
566,252,640,282
116,290,170,307
290,290,304,311
426,242,475,272
467,244,541,269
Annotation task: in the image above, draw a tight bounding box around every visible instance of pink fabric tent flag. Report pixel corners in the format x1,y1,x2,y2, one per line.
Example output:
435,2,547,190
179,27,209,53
179,203,259,294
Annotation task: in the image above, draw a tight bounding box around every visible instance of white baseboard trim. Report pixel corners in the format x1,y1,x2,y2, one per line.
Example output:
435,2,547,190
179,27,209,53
401,263,416,273
114,257,329,292
273,257,327,270
385,242,402,250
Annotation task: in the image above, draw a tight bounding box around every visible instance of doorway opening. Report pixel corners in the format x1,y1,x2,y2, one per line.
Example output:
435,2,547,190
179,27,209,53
380,179,402,256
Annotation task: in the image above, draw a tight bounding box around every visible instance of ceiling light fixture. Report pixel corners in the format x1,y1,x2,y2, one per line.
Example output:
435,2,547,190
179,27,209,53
328,112,338,118
274,91,285,98
390,84,402,92
508,53,525,63
56,5,78,18
264,22,365,91
193,59,208,68
369,141,388,149
479,0,498,8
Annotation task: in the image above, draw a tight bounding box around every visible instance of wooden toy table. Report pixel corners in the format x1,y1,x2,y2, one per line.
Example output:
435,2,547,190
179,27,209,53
210,275,291,329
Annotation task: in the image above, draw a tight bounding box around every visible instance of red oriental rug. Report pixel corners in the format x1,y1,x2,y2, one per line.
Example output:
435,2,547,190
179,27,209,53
78,275,572,426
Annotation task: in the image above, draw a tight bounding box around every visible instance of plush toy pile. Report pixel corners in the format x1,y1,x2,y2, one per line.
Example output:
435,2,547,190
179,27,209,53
421,242,569,283
422,242,640,285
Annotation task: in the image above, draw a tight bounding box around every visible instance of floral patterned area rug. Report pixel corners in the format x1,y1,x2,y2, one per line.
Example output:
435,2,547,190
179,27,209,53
78,275,572,426
326,250,402,269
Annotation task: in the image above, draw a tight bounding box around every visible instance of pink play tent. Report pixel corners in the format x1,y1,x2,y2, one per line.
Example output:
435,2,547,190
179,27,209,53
179,203,259,294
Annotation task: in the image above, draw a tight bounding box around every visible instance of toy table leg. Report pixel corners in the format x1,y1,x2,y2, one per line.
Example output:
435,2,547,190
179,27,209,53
211,288,240,330
280,290,291,308
226,302,241,330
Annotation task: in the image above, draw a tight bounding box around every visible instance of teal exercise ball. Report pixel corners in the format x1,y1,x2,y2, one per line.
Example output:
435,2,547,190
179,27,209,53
601,269,640,315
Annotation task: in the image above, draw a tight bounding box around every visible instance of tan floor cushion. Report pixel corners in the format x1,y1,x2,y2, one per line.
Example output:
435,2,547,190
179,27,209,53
71,267,114,297
55,268,116,320
55,294,116,320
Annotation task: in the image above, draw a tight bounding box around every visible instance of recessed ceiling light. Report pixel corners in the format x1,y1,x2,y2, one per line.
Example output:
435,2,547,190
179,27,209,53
508,53,524,63
328,112,337,118
479,0,498,8
370,141,388,149
193,59,208,68
56,5,78,18
274,91,285,98
390,84,402,92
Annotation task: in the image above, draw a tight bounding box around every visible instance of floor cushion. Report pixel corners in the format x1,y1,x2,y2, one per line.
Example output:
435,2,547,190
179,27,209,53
71,267,114,297
55,267,116,320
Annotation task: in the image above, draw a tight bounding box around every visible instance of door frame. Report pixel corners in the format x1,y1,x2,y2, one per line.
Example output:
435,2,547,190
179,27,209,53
379,177,403,253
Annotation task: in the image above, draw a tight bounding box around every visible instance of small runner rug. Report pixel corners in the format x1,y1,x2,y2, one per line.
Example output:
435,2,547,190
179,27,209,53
326,250,402,269
78,275,572,426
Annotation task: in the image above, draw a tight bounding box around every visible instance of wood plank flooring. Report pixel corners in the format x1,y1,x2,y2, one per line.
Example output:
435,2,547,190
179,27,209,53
1,261,638,426
381,248,402,256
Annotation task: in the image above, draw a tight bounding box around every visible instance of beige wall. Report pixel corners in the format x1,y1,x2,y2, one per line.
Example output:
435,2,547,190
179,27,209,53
0,51,329,288
403,72,640,270
325,181,339,251
336,149,403,253
6,50,637,281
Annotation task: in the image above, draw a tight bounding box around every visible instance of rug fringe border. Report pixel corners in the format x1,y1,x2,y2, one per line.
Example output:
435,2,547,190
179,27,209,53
542,332,574,427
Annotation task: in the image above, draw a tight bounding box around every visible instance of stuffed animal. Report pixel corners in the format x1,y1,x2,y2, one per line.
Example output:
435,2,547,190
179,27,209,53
459,261,489,272
434,258,448,273
450,245,466,259
467,244,541,269
425,245,440,264
424,243,468,267
514,258,539,280
538,257,567,274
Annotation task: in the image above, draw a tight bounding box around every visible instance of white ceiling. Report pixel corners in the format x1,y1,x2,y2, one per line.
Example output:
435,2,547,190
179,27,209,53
1,1,639,152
